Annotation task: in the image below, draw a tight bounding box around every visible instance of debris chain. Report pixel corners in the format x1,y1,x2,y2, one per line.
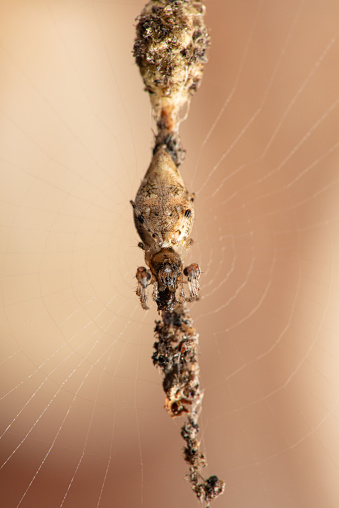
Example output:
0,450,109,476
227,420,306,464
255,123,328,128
133,1,225,505
153,307,225,506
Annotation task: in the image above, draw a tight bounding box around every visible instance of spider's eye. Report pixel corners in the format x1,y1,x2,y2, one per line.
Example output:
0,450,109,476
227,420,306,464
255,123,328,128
138,215,145,224
185,209,191,218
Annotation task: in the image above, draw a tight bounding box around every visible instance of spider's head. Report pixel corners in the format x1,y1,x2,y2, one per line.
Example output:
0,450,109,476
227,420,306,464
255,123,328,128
158,263,178,292
149,248,182,311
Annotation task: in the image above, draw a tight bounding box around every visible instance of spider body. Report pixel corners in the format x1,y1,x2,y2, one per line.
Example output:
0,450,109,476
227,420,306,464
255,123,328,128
132,146,195,253
132,146,200,311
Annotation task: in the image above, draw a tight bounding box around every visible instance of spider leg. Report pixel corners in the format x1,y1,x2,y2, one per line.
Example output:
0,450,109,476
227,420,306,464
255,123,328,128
184,263,201,301
136,266,152,310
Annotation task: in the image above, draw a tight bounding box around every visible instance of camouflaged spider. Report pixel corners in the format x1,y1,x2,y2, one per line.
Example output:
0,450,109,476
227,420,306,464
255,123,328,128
131,145,200,311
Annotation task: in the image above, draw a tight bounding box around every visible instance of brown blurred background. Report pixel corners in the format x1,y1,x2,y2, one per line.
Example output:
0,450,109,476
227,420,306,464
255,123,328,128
1,0,339,507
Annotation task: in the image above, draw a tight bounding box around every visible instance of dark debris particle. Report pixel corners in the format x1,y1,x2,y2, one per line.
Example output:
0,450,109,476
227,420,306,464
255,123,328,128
204,475,226,502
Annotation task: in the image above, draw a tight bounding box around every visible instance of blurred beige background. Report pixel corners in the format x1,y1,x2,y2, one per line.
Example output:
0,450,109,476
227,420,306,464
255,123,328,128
1,0,339,507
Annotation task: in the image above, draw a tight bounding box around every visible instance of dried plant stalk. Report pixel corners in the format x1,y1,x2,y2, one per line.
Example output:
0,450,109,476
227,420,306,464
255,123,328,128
132,1,225,505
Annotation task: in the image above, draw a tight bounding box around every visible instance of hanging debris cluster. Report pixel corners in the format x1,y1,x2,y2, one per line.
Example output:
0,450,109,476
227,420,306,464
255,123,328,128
153,307,202,419
153,307,224,506
133,0,210,164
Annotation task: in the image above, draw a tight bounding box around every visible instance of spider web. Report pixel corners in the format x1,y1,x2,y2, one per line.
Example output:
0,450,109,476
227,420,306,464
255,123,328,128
1,1,339,507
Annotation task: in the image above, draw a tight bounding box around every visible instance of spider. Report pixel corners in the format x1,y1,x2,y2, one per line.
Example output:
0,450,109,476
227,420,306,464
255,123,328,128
131,145,200,311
